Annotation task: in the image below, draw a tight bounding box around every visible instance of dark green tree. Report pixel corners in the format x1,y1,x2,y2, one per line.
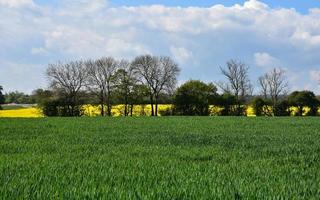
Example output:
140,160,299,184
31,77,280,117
114,61,137,116
250,97,266,116
0,86,5,109
32,89,59,116
274,100,291,116
174,80,217,116
212,93,240,116
129,84,149,116
288,91,320,116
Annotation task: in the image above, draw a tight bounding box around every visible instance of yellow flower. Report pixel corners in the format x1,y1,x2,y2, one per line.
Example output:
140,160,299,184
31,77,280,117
0,107,43,118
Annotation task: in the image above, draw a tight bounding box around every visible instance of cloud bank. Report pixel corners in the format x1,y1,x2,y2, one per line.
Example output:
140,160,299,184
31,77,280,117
0,0,320,93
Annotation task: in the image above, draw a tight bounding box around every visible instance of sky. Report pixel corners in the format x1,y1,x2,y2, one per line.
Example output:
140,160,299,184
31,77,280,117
0,0,320,94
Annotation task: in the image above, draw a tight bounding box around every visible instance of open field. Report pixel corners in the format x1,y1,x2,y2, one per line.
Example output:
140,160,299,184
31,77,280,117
1,117,320,198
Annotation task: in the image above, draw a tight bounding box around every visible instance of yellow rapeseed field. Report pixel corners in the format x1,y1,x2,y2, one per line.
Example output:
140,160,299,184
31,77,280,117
0,107,44,118
83,104,173,117
1,105,319,118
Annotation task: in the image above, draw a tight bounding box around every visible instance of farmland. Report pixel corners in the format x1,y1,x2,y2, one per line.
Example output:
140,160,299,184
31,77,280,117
1,117,320,199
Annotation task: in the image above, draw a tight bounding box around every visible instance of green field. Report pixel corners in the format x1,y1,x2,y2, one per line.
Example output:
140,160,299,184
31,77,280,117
1,117,320,199
1,105,25,110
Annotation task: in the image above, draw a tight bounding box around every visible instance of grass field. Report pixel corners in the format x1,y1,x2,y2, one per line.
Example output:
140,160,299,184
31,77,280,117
0,117,320,199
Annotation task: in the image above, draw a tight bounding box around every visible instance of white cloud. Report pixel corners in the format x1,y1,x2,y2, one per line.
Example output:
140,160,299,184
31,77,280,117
41,26,149,59
243,0,269,10
291,30,320,47
57,0,108,16
254,52,280,69
170,46,193,64
31,47,49,56
310,70,320,83
0,0,34,7
1,0,320,93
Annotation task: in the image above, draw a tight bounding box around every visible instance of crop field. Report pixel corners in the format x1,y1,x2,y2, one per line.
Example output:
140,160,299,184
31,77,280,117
0,117,320,199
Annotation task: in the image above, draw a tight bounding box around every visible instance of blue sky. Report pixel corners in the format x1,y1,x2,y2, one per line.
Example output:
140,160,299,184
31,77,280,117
33,0,319,13
112,0,318,13
0,0,320,94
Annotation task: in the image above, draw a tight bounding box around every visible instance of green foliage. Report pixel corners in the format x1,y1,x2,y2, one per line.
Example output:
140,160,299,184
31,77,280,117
0,105,25,110
249,97,273,116
174,80,217,116
213,93,246,116
288,91,320,116
0,85,5,106
4,91,36,104
250,97,265,116
274,100,291,116
1,117,320,198
33,89,84,117
158,107,173,116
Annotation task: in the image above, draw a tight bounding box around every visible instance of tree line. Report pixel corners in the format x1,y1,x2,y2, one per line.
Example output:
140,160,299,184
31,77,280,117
1,56,319,116
42,55,179,116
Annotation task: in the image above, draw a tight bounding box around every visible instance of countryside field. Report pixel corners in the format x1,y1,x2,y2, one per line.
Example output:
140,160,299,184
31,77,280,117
1,117,320,199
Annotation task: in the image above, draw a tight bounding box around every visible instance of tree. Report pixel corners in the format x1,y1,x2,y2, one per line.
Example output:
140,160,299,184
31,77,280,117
132,55,180,116
32,89,59,116
288,91,320,116
3,91,36,104
250,97,272,116
0,86,5,109
258,68,288,116
212,93,239,116
129,84,149,116
274,99,291,116
174,80,217,116
46,61,87,116
218,60,252,115
86,57,118,116
114,60,137,116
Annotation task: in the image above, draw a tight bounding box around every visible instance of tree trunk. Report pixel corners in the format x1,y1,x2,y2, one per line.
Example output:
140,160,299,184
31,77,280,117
100,91,105,116
107,102,111,116
130,104,133,116
237,103,241,116
155,95,158,116
299,106,303,116
124,95,128,116
71,94,76,116
150,95,154,116
107,89,112,117
272,97,277,116
101,102,104,116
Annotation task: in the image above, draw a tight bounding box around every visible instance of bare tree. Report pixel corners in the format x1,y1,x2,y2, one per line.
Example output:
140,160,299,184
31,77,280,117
258,75,268,99
86,57,118,116
132,55,180,116
258,68,288,115
218,59,252,115
46,61,87,116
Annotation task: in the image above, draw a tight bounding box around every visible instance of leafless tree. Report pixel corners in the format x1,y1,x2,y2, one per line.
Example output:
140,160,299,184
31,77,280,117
46,60,87,116
218,59,252,115
132,55,180,116
258,68,288,114
258,75,268,99
86,57,118,116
